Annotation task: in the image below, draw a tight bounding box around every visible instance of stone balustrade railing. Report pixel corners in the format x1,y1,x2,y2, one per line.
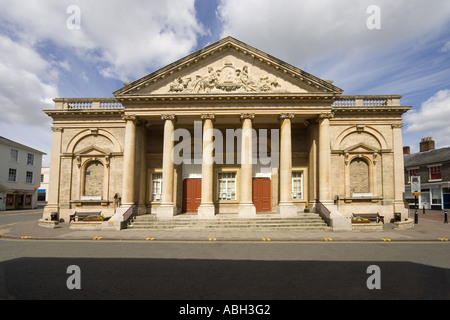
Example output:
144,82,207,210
53,95,401,110
53,98,123,110
332,95,402,107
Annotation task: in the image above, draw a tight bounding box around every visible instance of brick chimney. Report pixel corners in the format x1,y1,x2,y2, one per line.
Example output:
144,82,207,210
403,146,410,155
420,137,435,152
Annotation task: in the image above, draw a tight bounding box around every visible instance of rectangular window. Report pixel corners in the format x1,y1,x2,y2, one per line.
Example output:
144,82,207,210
292,171,303,200
8,168,17,182
218,172,236,200
26,171,33,184
431,188,442,205
10,149,18,162
429,166,441,180
27,153,34,165
407,169,419,183
151,173,162,201
41,174,44,183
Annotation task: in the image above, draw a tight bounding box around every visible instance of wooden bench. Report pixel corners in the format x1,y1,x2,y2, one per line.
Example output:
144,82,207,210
70,211,102,223
352,213,384,224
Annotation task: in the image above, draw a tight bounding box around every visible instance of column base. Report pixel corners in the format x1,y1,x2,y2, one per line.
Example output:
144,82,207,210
43,204,59,220
156,204,177,219
277,202,298,217
198,204,216,219
238,203,256,218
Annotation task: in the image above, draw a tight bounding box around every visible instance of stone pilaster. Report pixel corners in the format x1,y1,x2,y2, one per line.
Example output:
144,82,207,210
43,127,63,218
318,113,333,204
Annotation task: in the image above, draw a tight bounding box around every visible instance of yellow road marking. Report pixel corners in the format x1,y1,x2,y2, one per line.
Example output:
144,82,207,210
438,238,449,242
323,238,333,241
93,236,102,240
381,238,392,242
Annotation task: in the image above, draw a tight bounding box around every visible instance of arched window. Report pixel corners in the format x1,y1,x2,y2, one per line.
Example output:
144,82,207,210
84,161,104,198
350,158,370,195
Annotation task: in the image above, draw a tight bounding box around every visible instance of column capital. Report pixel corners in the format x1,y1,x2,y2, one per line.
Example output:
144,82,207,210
161,114,176,122
279,113,295,120
122,114,137,122
318,112,334,120
391,122,403,129
240,113,255,121
51,127,64,133
200,113,216,121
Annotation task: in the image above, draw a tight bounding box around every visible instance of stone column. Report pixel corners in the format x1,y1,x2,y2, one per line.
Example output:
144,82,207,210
122,115,137,206
318,113,333,204
239,113,256,218
157,114,177,218
43,127,63,218
277,113,298,216
198,114,216,219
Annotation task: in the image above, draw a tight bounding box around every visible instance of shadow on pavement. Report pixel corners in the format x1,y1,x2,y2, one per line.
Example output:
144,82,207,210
0,258,449,300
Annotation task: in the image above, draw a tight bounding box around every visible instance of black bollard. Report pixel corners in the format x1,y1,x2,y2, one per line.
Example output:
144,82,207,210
445,211,448,224
423,206,426,214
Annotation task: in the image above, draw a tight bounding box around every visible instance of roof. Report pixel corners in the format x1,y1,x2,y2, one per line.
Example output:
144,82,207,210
404,147,450,167
0,136,46,155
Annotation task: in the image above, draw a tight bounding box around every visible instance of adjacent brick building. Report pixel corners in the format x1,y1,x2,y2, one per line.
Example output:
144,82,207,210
404,137,450,210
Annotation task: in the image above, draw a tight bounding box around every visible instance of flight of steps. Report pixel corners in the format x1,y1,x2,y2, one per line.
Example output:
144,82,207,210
127,213,331,231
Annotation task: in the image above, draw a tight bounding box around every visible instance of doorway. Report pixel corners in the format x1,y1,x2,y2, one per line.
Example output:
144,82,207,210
252,178,271,212
182,179,202,213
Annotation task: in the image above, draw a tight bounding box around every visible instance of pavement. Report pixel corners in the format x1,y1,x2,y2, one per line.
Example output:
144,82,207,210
0,209,449,242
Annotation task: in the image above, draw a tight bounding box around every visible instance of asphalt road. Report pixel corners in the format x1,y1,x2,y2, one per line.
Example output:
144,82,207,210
0,209,449,304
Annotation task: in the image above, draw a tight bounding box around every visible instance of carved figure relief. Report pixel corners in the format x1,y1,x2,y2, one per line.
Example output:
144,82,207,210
169,62,288,94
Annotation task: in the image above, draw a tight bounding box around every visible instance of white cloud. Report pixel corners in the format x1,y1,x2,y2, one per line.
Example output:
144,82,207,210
0,0,205,81
404,89,450,147
217,0,450,92
440,41,450,53
0,35,58,127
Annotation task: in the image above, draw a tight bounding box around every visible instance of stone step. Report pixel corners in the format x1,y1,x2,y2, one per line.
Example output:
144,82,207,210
127,213,331,230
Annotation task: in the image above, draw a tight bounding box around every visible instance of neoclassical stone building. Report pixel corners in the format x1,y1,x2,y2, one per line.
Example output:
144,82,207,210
43,37,410,230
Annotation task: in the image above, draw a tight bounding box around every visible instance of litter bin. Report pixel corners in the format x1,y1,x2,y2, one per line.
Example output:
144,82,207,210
394,212,401,222
50,212,59,222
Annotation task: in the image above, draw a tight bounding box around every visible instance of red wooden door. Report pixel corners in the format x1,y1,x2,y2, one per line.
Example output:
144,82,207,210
252,178,271,212
182,179,202,213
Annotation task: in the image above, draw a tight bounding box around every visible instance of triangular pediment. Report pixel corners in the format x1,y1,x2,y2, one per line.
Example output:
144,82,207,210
344,143,378,154
114,37,343,97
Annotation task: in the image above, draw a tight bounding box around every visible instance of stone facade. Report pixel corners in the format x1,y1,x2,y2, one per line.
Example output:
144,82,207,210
43,37,410,229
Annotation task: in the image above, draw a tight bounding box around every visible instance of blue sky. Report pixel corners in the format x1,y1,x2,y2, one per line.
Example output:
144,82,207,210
0,0,449,166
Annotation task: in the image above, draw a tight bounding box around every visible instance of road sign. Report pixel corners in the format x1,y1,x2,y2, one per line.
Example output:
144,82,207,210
411,176,421,196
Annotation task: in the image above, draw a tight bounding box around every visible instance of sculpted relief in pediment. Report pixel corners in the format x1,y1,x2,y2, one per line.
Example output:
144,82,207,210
168,61,289,94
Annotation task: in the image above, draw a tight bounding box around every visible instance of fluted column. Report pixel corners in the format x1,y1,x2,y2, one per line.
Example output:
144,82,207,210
122,115,137,206
157,114,177,218
198,114,216,218
277,113,297,216
239,113,256,218
318,113,333,203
